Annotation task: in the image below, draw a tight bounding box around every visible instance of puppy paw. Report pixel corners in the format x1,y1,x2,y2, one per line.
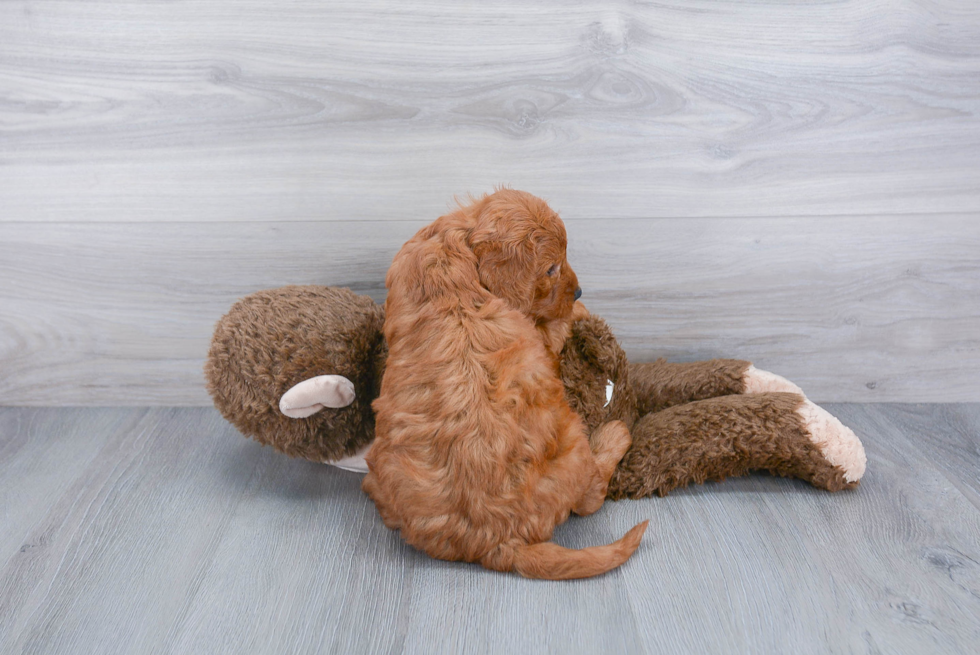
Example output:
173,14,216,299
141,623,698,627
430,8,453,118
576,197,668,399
592,420,632,472
280,375,356,418
743,365,805,396
796,399,867,483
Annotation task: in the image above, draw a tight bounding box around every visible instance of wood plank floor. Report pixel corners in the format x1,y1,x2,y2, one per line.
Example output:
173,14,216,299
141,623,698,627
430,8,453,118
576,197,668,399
1,405,978,654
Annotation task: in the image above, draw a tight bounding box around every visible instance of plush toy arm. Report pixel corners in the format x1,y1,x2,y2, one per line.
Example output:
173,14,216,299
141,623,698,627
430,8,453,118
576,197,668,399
607,392,866,499
279,375,356,418
630,359,751,414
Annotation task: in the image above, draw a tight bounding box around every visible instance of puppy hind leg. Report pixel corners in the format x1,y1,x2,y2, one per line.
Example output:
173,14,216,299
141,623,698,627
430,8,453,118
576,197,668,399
573,420,631,516
590,420,632,480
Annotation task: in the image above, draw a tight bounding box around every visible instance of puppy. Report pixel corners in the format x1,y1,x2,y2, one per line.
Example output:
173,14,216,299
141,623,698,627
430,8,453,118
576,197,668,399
363,189,647,580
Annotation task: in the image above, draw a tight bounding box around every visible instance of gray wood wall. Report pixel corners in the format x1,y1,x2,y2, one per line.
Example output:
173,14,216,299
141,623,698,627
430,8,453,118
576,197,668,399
1,0,978,405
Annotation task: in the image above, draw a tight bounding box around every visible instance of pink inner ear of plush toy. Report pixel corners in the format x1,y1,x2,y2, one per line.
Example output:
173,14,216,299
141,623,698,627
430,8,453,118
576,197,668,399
279,375,356,418
278,374,371,472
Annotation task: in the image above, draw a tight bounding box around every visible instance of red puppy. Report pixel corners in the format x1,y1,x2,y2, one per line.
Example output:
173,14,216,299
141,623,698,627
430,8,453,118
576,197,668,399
363,189,647,579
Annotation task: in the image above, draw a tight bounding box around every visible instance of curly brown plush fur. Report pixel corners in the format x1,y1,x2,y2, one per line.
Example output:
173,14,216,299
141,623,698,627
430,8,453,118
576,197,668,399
205,286,386,461
559,315,861,498
630,358,749,415
609,393,854,498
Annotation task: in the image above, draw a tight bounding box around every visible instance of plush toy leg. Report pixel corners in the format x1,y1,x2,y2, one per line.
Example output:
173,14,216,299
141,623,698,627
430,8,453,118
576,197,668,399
742,365,804,396
279,375,356,418
631,359,804,414
630,359,749,414
607,392,866,499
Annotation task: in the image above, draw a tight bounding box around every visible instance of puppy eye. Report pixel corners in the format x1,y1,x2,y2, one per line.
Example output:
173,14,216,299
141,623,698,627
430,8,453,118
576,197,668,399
547,264,560,276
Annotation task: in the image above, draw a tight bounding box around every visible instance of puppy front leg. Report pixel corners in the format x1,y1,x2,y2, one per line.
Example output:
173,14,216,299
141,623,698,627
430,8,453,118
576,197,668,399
573,420,631,516
537,302,589,359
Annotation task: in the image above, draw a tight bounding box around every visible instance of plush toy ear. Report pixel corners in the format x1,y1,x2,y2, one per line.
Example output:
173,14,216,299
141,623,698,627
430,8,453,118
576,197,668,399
279,375,356,418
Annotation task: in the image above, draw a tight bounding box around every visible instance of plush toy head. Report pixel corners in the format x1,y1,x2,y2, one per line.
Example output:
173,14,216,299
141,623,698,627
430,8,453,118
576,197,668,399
205,286,386,461
559,314,639,444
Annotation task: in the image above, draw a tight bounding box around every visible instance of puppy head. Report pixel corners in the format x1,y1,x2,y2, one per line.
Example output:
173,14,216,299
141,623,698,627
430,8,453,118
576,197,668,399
467,189,580,322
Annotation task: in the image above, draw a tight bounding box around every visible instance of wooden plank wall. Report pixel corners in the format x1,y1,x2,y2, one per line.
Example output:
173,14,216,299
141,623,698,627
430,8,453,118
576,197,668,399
1,0,978,405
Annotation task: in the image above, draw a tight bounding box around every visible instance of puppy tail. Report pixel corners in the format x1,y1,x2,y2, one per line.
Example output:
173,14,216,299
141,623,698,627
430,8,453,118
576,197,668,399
486,520,649,580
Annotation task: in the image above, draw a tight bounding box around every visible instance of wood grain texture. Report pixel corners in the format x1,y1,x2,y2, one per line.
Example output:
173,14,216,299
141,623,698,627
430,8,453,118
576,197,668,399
0,405,978,654
852,403,980,511
1,216,977,405
1,0,979,222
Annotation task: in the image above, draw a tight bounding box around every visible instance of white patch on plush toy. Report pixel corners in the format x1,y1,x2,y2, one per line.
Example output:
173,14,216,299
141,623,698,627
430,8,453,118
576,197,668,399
743,365,805,396
604,380,614,408
796,399,867,482
326,442,372,473
279,375,356,418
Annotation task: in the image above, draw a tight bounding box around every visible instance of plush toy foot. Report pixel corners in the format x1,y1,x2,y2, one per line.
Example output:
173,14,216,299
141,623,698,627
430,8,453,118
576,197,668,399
743,368,865,483
279,375,356,418
796,398,866,484
742,365,804,396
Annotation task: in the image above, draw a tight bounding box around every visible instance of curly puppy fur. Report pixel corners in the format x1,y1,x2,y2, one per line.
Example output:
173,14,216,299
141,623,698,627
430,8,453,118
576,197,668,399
205,286,386,461
363,189,647,580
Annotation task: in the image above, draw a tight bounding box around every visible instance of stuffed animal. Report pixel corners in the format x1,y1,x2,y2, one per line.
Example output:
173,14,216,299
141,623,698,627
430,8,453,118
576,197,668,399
206,285,866,497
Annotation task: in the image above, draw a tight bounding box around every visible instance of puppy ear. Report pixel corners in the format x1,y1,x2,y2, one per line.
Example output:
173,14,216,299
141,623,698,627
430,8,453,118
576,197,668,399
387,217,482,304
471,236,537,313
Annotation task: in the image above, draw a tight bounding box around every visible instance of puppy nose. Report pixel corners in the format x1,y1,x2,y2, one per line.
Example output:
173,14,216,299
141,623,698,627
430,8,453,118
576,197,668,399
574,287,582,301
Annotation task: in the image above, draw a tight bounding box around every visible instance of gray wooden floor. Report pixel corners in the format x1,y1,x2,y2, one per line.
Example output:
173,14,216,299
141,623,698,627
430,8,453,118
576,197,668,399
1,405,978,654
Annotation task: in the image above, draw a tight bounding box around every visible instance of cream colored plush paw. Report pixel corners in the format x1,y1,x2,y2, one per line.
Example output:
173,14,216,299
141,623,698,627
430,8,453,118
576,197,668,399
796,399,867,483
743,365,805,396
325,442,372,473
279,375,356,418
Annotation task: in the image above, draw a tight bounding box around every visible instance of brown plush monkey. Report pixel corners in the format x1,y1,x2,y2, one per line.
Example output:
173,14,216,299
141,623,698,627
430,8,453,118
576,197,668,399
206,286,865,497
